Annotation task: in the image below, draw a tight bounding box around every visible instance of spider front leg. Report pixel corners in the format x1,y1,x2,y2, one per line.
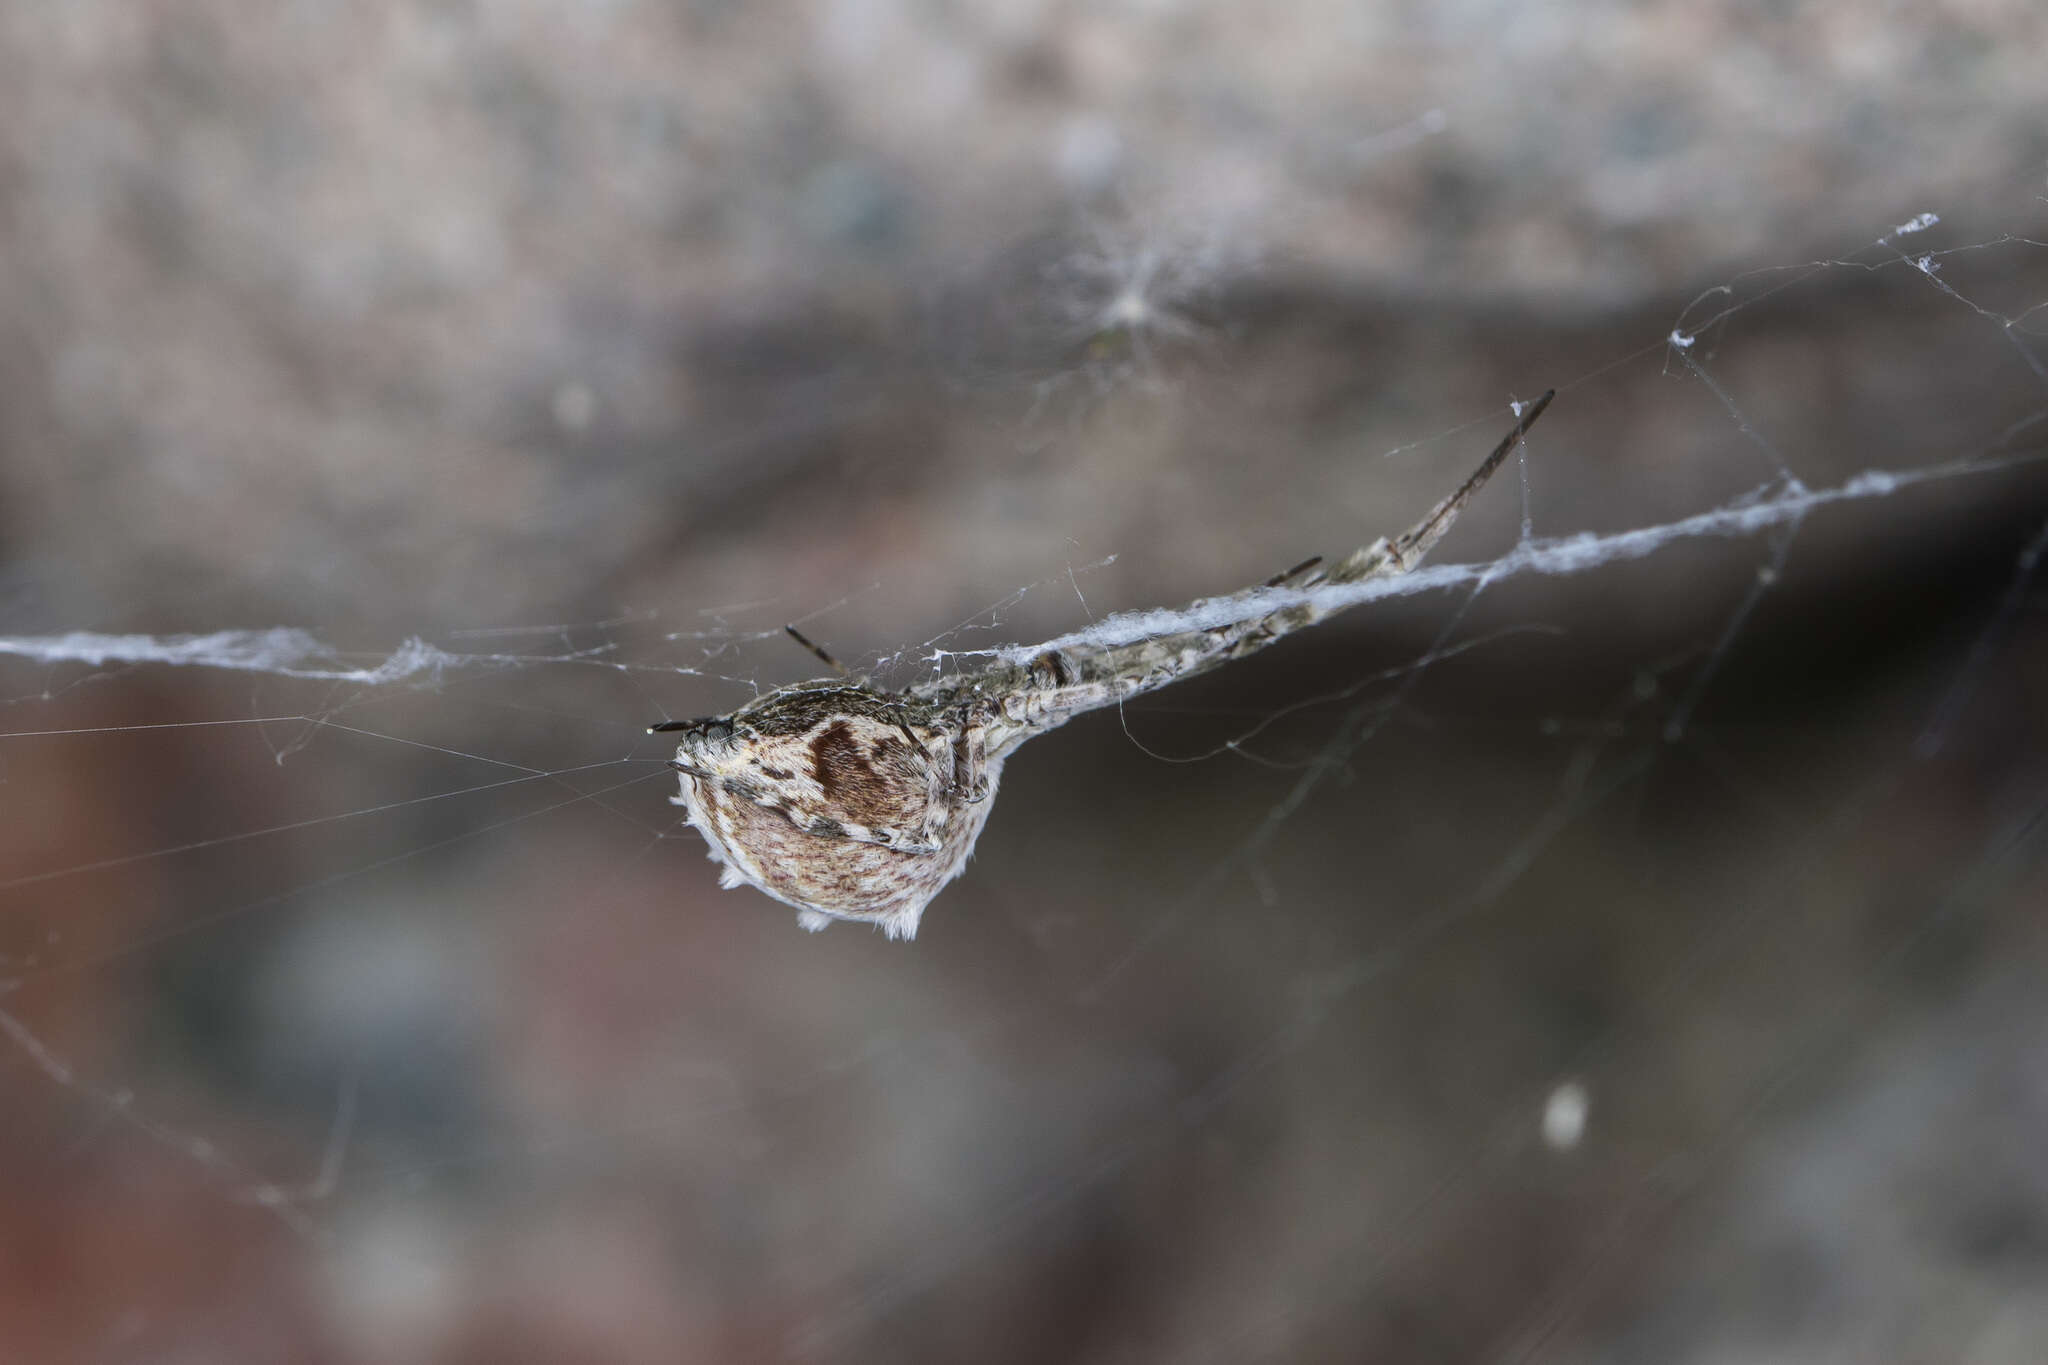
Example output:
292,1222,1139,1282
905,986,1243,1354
947,704,994,805
1321,390,1555,585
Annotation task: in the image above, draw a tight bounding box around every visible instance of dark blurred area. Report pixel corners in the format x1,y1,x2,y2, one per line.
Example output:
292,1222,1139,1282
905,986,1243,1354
3,3,2048,1362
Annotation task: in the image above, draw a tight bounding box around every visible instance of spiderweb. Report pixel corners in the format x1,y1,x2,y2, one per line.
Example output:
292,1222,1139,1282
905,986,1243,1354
5,198,2046,1360
7,19,2048,1361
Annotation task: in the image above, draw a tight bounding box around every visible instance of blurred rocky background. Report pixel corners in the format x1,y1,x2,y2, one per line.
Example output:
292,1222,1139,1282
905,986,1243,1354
2,1,2047,1361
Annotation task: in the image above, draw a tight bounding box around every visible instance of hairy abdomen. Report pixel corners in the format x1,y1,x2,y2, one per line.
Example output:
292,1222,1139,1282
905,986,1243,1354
683,763,1004,938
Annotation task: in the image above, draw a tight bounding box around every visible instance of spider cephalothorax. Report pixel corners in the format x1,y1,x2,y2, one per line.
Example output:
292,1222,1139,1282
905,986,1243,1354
659,392,1553,939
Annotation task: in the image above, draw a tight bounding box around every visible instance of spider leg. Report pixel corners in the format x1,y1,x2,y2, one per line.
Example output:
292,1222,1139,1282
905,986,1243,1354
1387,388,1553,569
1264,555,1324,588
949,711,992,804
920,391,1555,739
784,624,848,676
1323,389,1553,583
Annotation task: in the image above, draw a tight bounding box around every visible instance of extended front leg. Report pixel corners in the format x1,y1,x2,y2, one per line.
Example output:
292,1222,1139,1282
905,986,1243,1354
948,706,993,806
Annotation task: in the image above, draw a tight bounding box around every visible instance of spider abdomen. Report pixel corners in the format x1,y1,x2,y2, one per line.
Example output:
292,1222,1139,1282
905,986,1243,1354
674,754,1004,939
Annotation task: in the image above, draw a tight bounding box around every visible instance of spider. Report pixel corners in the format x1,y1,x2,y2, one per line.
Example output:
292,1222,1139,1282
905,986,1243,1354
654,391,1554,939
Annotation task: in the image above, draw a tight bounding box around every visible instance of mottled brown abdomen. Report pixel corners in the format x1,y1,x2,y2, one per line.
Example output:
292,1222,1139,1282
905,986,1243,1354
680,758,1005,939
